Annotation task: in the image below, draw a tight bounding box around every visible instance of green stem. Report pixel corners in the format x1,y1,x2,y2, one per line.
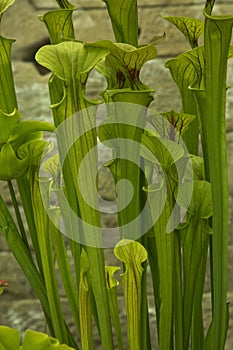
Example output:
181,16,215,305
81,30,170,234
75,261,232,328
204,11,233,349
145,237,161,340
84,246,113,349
55,183,82,291
108,294,124,350
182,219,207,349
7,179,29,250
141,261,151,350
154,201,174,350
191,234,208,350
191,88,210,179
173,232,183,350
114,240,147,350
0,194,54,336
68,238,82,296
181,97,199,156
79,250,94,350
49,216,80,334
16,175,44,276
139,200,152,350
29,169,70,345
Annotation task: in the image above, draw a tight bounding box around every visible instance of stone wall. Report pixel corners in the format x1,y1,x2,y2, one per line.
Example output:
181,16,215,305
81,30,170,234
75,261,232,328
0,0,232,349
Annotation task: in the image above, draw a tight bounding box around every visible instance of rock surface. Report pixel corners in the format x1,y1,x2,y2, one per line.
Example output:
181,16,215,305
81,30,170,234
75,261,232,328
0,0,233,349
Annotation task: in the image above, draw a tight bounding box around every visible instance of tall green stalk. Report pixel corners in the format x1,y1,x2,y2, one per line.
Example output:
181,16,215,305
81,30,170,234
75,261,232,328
203,7,233,349
30,172,69,345
0,194,54,335
114,239,148,350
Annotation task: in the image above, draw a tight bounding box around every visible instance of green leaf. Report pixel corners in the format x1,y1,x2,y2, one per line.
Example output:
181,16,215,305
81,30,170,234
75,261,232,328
176,180,212,219
114,239,147,350
148,110,196,142
0,143,29,180
166,45,233,95
79,250,93,350
0,109,20,144
105,266,123,350
0,37,17,113
179,216,209,348
203,9,233,349
189,155,205,180
22,329,75,349
146,32,166,46
0,2,17,118
18,140,51,168
29,171,69,344
42,153,61,189
190,51,233,176
0,326,20,350
165,47,204,154
0,325,72,350
9,120,54,149
182,154,205,185
204,303,229,350
162,16,204,48
36,41,109,83
48,209,80,335
0,0,15,18
141,133,185,169
102,0,138,46
166,46,205,91
205,0,215,16
11,120,55,138
39,7,76,44
98,117,118,151
105,266,120,290
84,247,114,350
175,180,212,348
0,192,56,336
149,201,175,349
97,41,156,90
36,41,109,119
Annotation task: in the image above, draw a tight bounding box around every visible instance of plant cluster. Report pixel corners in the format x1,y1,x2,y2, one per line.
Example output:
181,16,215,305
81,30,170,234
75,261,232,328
0,0,231,349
